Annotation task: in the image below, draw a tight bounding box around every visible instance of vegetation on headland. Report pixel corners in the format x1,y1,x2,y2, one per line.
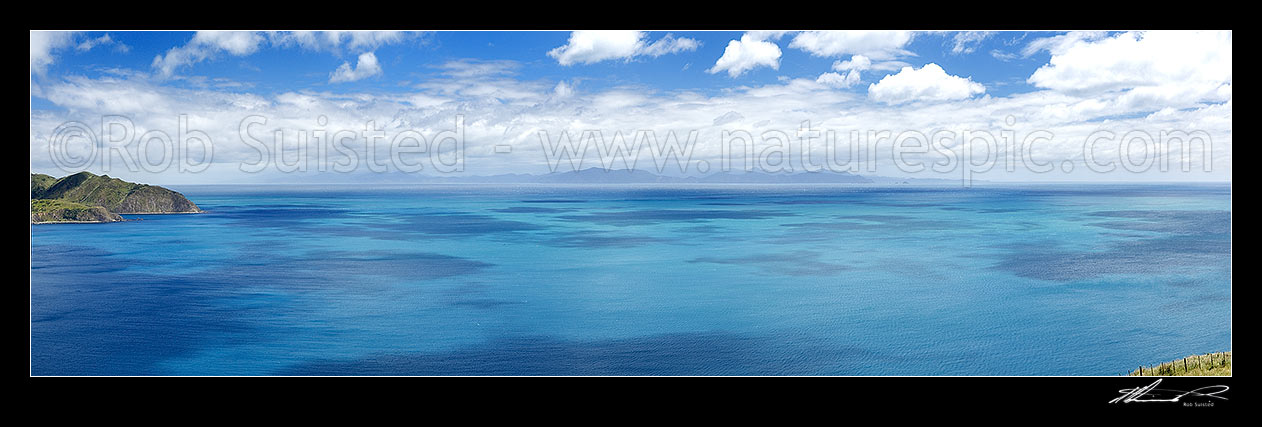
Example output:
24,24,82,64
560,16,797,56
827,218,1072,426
30,173,57,196
30,172,201,223
31,199,123,223
1129,351,1231,376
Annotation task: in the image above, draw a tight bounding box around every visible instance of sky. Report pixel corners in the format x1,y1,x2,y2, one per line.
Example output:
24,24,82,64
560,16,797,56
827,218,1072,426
29,30,1232,184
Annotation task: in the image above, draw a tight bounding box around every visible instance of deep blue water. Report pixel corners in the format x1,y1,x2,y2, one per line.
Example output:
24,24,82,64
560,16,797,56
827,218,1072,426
30,184,1232,375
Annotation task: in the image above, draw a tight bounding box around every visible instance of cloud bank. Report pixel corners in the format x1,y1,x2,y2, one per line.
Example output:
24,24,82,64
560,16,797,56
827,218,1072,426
29,31,1232,184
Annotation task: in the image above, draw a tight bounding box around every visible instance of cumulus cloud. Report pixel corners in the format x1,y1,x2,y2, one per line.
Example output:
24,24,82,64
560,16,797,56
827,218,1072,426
833,54,872,72
867,63,985,104
548,31,699,65
788,31,914,60
30,31,76,75
816,71,861,88
152,31,265,78
329,52,383,83
815,54,873,89
1026,30,1231,109
708,33,782,77
549,31,639,65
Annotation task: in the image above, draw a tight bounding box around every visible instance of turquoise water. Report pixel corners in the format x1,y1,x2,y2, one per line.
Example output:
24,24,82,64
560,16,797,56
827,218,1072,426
30,184,1232,375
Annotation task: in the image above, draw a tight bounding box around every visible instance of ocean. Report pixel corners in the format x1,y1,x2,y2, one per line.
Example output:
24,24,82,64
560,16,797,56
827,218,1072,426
29,183,1232,375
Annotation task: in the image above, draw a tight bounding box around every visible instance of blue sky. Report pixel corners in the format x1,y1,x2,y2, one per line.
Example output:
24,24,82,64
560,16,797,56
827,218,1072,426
36,31,1050,98
30,31,1231,183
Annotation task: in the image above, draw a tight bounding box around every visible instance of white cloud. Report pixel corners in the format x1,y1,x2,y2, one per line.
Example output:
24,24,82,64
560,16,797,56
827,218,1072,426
41,75,183,114
1021,31,1108,57
340,31,407,51
712,111,744,126
950,31,994,54
151,31,419,81
816,54,873,88
193,31,263,56
29,64,1231,183
268,31,414,53
638,33,701,57
708,33,782,77
745,31,792,42
816,71,861,88
870,61,913,72
30,31,76,75
152,31,265,78
329,52,383,83
548,31,699,65
549,31,640,65
990,49,1018,61
32,31,130,77
434,59,520,78
76,33,128,53
1027,30,1231,109
868,63,985,104
27,33,1232,183
553,80,575,98
833,54,872,71
788,31,914,60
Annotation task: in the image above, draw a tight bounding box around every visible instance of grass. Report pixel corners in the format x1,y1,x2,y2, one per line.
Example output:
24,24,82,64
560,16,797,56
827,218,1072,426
30,198,122,223
31,172,200,214
30,173,57,197
1129,351,1231,376
38,171,139,211
32,198,98,213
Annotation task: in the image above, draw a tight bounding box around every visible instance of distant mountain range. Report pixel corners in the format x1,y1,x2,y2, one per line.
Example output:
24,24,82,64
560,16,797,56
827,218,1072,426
31,172,201,223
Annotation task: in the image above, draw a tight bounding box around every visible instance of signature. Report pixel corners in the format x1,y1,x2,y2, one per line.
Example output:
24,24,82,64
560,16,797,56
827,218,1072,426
1110,379,1229,404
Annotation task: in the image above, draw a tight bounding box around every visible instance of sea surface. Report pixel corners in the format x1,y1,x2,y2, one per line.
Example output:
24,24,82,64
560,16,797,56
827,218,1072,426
30,184,1232,375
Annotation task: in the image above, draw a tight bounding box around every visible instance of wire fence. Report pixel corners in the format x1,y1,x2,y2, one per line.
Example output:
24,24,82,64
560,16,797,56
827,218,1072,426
1130,351,1231,376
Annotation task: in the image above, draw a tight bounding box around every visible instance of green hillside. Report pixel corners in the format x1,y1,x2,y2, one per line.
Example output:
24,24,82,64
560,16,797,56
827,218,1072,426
35,171,201,214
31,199,124,223
30,172,201,223
31,173,57,198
